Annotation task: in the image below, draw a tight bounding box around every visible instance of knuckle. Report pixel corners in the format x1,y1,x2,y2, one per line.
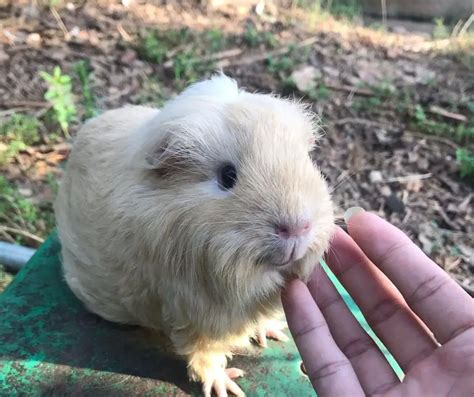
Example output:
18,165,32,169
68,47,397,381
308,359,352,383
293,320,326,340
341,336,376,359
365,298,405,330
407,273,452,308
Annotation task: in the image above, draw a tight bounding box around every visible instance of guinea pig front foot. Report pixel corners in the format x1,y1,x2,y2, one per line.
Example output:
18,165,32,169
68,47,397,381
255,320,289,348
203,368,245,397
189,351,245,397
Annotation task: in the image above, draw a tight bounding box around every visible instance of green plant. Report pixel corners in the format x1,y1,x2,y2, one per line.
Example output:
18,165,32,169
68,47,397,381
308,81,329,100
326,0,362,19
137,28,191,64
243,25,277,48
295,0,361,20
266,55,295,74
243,24,260,47
205,28,225,52
139,32,168,63
456,148,474,181
0,114,40,165
74,60,97,119
40,66,76,137
414,104,427,123
433,18,450,40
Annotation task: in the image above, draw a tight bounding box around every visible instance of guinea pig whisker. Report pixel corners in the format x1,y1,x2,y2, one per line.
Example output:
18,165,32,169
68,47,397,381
328,170,360,194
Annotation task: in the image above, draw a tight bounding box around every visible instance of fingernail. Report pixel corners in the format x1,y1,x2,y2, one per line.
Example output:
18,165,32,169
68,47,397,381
344,206,365,224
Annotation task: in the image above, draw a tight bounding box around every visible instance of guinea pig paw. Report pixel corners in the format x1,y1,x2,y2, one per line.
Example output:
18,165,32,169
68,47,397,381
256,320,289,348
202,368,246,397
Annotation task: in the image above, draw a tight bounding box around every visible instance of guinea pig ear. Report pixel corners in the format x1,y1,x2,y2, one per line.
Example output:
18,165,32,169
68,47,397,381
143,134,174,169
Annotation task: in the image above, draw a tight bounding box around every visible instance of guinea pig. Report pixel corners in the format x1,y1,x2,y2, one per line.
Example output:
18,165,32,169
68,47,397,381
54,74,335,397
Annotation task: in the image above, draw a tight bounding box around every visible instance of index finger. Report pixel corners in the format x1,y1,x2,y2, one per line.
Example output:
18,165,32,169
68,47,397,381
347,210,474,344
282,279,364,397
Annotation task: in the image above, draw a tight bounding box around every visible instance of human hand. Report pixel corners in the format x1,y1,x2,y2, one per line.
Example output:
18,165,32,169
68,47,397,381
282,208,474,396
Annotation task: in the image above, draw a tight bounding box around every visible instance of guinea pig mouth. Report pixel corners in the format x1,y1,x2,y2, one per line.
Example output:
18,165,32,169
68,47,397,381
271,241,302,267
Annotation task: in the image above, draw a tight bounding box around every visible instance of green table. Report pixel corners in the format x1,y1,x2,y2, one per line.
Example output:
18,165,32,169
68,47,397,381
0,235,402,396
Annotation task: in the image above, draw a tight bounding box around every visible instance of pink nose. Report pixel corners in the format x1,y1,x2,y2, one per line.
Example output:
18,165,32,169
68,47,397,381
276,220,312,239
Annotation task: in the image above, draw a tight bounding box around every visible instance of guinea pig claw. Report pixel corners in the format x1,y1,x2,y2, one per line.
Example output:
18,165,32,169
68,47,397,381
226,367,245,379
203,368,246,397
256,320,289,347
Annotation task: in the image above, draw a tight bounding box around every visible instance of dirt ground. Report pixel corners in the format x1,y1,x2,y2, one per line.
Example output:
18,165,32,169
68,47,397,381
0,1,473,293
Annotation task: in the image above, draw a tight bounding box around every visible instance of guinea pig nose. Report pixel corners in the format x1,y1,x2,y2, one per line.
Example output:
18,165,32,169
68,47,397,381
276,220,312,239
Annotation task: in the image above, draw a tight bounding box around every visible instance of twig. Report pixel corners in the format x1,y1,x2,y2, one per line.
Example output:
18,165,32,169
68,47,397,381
404,130,461,150
50,6,70,40
117,23,132,42
0,108,28,117
0,100,50,108
385,173,432,184
435,204,459,231
325,82,374,97
0,229,16,244
0,226,44,244
381,0,387,29
459,13,474,36
428,105,467,122
329,117,392,128
216,36,320,68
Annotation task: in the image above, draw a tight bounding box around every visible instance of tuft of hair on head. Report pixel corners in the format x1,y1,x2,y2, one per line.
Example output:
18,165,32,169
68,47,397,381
178,73,240,102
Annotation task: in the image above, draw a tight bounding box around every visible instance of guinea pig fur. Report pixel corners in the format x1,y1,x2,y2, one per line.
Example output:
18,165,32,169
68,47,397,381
54,74,335,397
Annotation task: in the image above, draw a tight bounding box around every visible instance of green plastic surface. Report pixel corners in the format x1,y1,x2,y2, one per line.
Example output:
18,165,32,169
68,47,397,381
0,234,402,396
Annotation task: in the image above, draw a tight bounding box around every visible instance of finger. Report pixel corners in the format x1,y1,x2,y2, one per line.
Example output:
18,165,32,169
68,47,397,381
308,265,400,395
347,211,474,344
282,279,364,397
326,228,438,371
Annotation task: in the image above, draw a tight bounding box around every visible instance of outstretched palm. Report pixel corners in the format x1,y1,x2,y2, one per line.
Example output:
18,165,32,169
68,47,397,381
282,211,474,396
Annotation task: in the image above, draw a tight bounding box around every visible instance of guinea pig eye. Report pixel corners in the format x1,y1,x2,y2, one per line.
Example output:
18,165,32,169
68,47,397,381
217,163,237,190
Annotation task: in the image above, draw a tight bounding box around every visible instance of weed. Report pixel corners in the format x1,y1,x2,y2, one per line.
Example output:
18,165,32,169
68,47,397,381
205,28,225,52
137,28,191,64
296,0,361,20
40,66,76,137
326,0,361,20
0,176,56,245
243,24,278,48
46,172,59,196
0,114,40,165
172,50,209,84
414,104,427,123
456,148,474,181
266,55,295,75
307,81,329,101
138,77,169,107
433,18,450,40
74,60,97,119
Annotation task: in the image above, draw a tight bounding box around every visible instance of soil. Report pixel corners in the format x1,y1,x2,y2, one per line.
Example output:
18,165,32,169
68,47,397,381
0,1,472,293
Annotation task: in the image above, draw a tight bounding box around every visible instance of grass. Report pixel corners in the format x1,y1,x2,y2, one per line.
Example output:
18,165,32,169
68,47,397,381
74,60,97,120
0,114,41,165
456,148,474,182
243,24,278,48
137,28,221,85
0,176,55,246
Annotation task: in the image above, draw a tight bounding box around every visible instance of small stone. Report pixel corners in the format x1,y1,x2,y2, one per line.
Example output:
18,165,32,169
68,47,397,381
290,66,321,92
18,187,33,197
120,49,137,64
26,33,41,48
369,170,383,184
385,194,405,213
0,50,10,62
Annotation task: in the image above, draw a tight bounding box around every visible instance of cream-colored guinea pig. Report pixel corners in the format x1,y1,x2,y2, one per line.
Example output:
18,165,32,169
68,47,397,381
55,74,335,397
